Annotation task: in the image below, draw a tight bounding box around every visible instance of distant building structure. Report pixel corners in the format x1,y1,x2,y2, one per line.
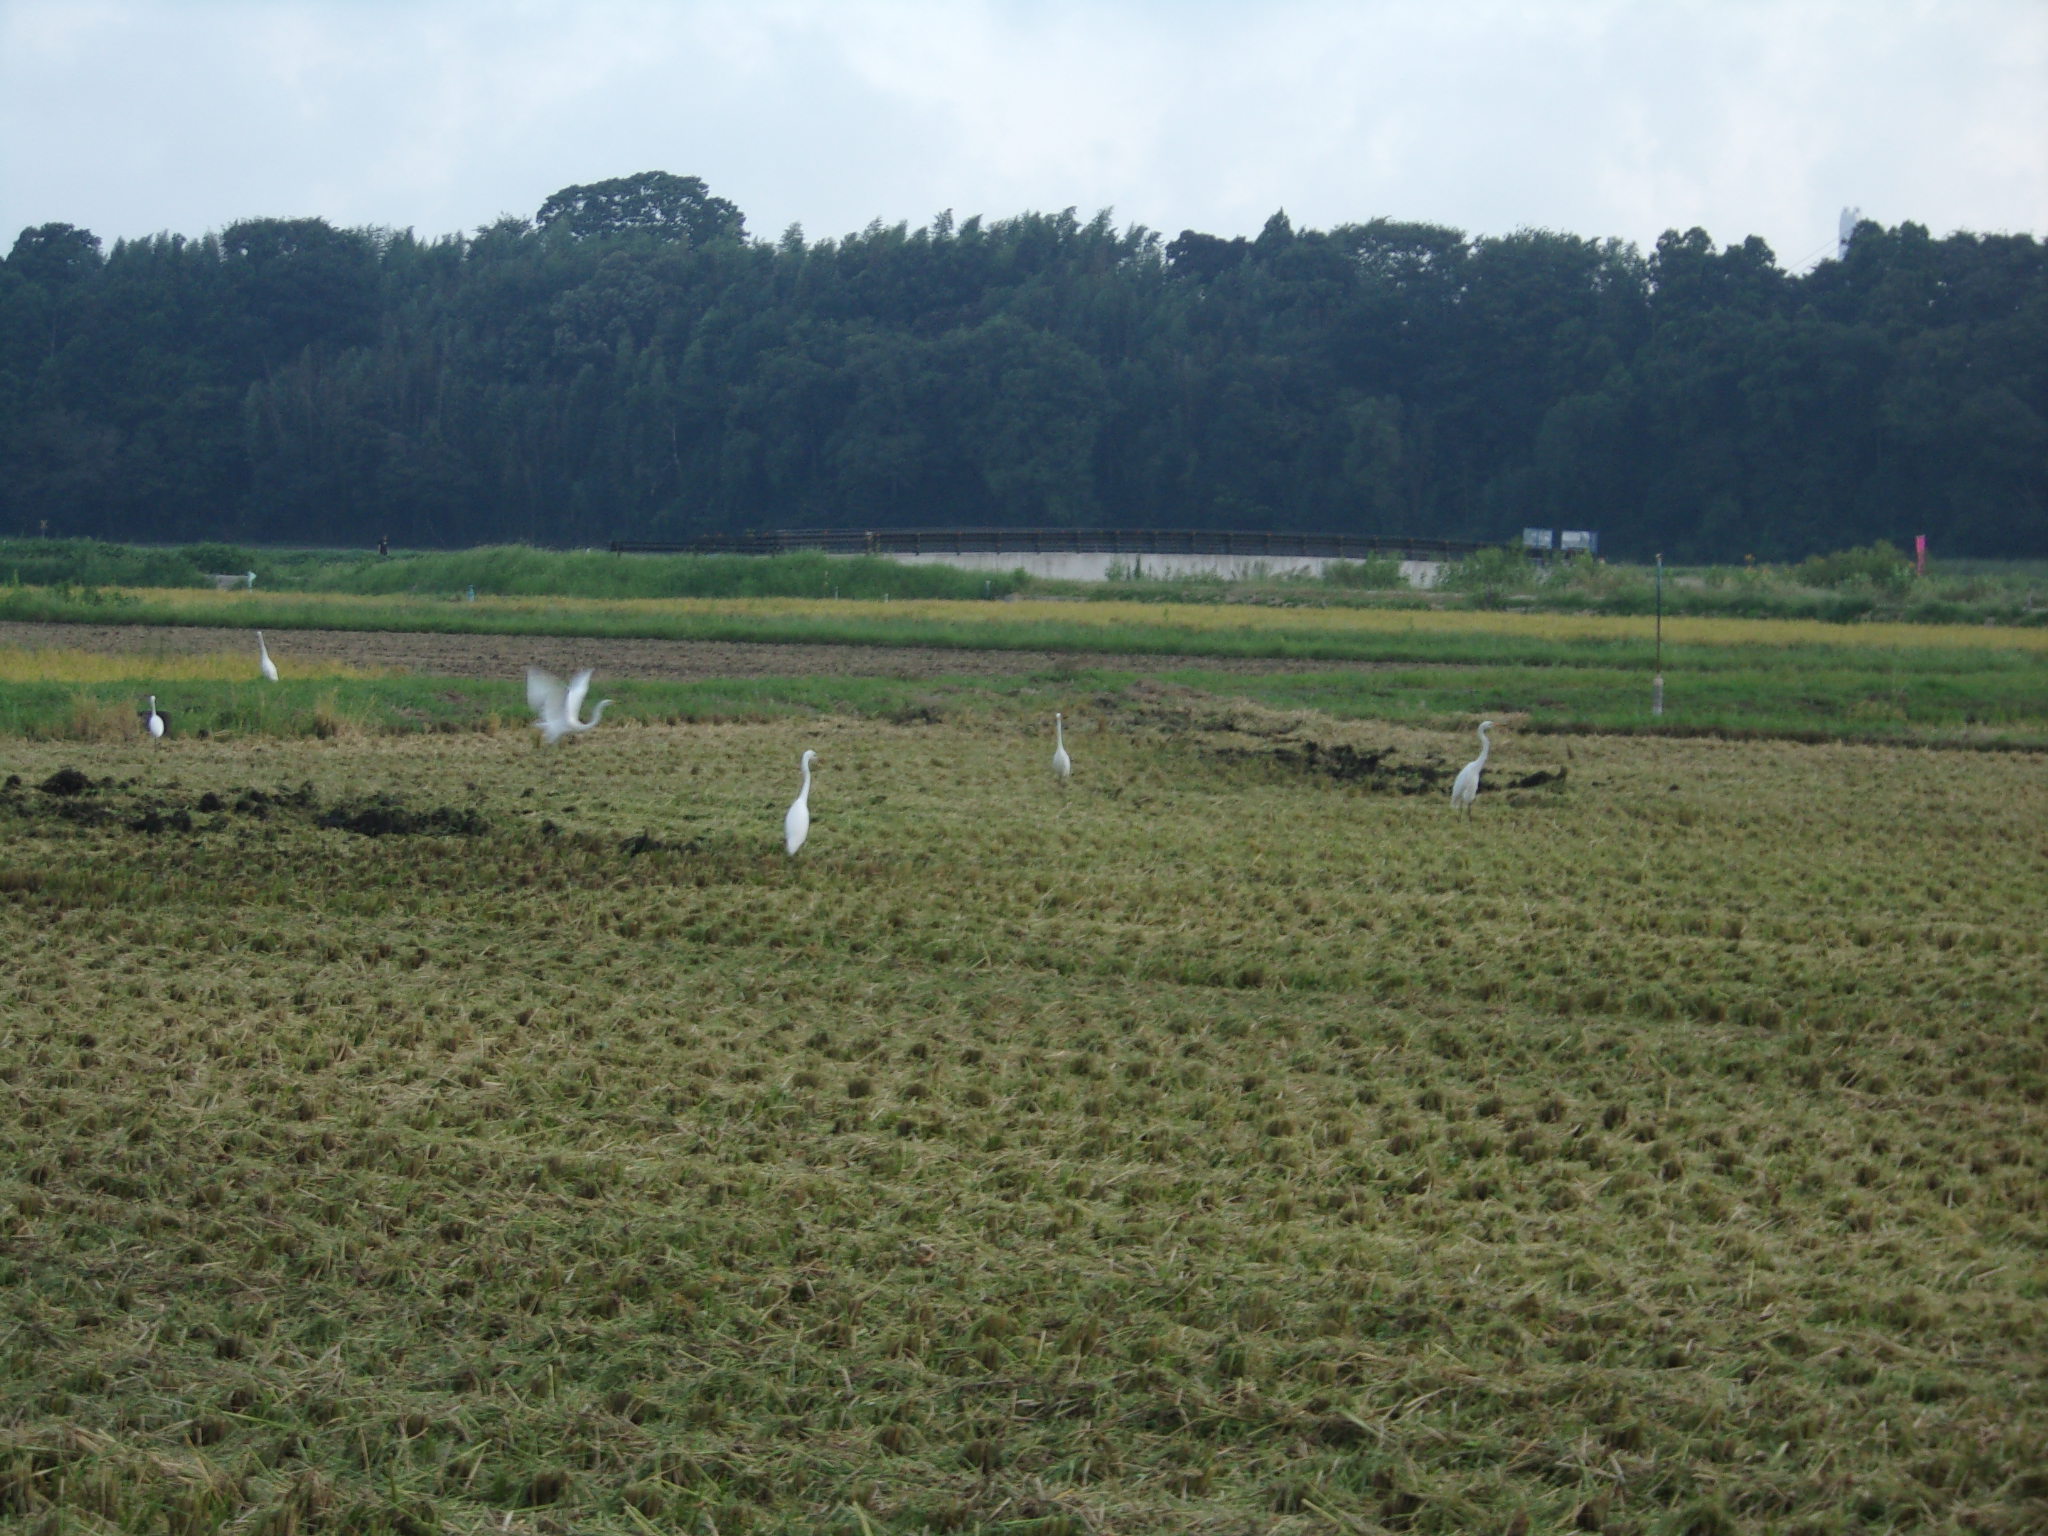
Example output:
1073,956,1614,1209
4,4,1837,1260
1522,528,1598,557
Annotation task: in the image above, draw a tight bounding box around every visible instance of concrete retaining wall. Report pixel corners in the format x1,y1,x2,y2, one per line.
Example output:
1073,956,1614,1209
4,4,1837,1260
882,550,1443,588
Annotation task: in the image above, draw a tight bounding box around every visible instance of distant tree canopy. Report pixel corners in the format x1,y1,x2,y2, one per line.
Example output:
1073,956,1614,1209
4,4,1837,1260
1,176,2042,558
533,171,747,247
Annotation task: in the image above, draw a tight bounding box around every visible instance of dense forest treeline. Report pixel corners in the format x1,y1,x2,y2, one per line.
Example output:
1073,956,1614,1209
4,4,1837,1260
2,171,2043,559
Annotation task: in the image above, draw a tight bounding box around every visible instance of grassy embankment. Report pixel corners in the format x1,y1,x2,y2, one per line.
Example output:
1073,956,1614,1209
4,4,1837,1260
0,542,1022,605
1,714,2043,1535
3,537,2044,622
2,585,2044,746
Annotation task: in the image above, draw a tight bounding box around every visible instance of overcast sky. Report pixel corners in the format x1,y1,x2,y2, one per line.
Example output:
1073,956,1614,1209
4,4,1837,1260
3,0,2042,268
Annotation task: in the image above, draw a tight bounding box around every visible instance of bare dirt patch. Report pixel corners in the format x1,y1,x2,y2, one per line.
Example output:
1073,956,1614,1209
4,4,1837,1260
1105,679,1570,797
0,620,1371,682
2,765,483,840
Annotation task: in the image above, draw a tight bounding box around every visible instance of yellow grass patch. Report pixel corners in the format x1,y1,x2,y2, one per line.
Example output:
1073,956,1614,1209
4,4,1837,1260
109,585,2048,652
734,595,2048,650
0,645,387,684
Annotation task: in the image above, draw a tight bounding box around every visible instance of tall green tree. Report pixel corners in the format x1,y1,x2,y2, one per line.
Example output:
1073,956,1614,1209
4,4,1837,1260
2,174,2043,557
535,172,745,247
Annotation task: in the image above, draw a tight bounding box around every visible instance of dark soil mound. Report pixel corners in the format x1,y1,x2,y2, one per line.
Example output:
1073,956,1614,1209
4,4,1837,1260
38,767,93,797
318,799,489,837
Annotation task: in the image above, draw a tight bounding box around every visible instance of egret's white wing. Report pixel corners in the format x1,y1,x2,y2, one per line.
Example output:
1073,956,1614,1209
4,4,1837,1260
526,667,560,716
564,669,594,725
527,667,573,743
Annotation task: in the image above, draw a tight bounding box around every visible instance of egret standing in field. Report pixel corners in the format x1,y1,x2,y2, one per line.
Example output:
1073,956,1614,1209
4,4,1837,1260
1450,720,1492,813
256,631,278,682
145,696,164,740
785,750,817,855
1052,712,1071,784
525,666,613,745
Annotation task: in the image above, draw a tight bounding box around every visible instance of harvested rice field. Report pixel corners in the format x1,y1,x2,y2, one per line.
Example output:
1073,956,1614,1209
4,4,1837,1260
2,691,2044,1535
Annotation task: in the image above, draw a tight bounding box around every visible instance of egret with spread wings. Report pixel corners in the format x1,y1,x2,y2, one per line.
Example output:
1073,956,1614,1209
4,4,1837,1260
526,667,613,744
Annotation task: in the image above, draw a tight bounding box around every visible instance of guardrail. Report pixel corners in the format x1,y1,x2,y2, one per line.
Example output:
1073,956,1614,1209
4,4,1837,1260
610,527,1494,560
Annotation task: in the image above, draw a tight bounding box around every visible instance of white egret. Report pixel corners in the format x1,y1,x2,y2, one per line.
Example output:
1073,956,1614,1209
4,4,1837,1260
244,570,257,590
256,631,278,682
1450,720,1492,813
785,750,817,855
146,696,164,740
1052,712,1071,783
525,666,613,744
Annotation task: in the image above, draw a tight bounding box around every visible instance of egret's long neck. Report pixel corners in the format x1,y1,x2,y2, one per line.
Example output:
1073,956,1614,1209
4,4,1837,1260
1055,717,1064,749
584,699,611,727
1475,725,1491,764
800,760,812,797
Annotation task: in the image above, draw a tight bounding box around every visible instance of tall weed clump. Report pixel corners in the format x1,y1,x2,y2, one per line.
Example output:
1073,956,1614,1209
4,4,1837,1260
1097,563,1229,598
1796,540,1913,593
1320,556,1409,590
59,691,144,741
1541,556,1651,610
305,690,368,738
1437,546,1538,606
